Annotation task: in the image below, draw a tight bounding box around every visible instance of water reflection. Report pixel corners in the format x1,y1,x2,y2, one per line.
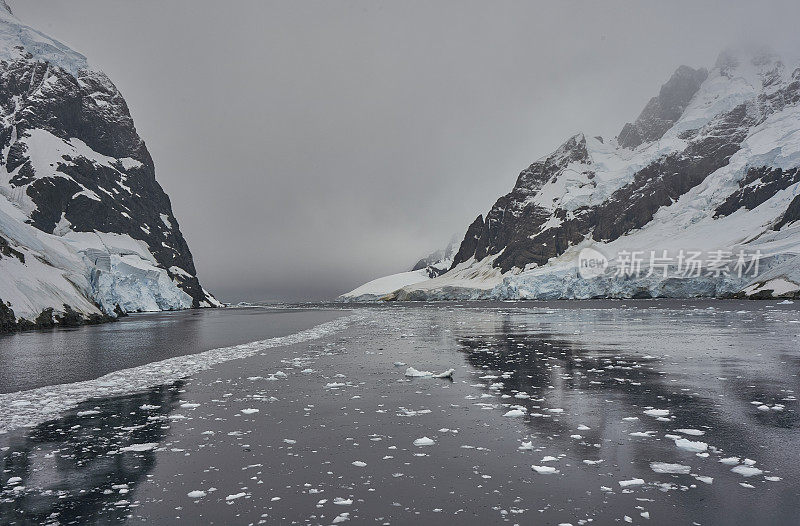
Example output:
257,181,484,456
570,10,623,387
0,382,181,525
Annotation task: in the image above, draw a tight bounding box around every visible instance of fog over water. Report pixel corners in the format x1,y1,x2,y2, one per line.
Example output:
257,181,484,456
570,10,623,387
11,0,800,300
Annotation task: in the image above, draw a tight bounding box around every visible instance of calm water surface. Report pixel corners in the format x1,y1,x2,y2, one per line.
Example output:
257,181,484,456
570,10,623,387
1,300,799,525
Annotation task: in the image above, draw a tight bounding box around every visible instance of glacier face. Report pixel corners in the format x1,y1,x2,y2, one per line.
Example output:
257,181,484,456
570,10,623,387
345,47,800,302
0,4,218,330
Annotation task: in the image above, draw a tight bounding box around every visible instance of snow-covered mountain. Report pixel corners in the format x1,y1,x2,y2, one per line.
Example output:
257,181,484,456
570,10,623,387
339,237,458,301
342,47,800,301
0,2,219,331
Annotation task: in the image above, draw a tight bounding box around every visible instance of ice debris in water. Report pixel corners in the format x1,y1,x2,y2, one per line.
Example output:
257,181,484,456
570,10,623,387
531,465,559,474
643,409,670,417
674,438,708,452
650,462,691,474
619,478,645,487
187,490,207,499
404,367,454,378
731,465,763,477
413,436,435,446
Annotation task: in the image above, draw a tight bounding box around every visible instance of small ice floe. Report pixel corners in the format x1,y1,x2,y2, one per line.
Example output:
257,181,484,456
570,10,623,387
283,439,297,444
765,476,782,481
332,512,350,524
120,443,159,452
301,368,314,373
569,434,583,439
577,424,590,431
719,457,739,465
693,475,713,484
241,408,259,414
518,441,534,450
404,367,454,379
643,409,670,418
675,428,704,436
731,465,763,477
413,437,435,446
393,362,406,367
180,403,200,409
673,438,707,453
77,410,101,416
333,497,353,505
187,490,207,499
352,461,367,467
622,416,639,421
618,478,645,487
531,465,559,474
629,431,656,438
503,408,526,418
583,459,603,465
225,492,247,501
778,300,794,304
650,462,691,475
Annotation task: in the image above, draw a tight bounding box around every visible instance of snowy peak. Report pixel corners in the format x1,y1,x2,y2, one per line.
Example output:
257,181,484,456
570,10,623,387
618,65,708,149
347,47,800,302
0,3,88,77
0,2,218,330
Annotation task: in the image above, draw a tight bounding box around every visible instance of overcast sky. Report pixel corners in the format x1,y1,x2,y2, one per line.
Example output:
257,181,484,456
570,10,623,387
11,1,800,301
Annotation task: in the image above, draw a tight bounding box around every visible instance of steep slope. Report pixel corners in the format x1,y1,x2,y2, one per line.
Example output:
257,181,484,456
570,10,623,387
0,3,219,330
350,47,800,301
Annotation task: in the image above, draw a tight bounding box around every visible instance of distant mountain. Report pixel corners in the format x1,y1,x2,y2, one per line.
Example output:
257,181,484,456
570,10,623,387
0,2,219,331
344,47,800,301
339,236,458,301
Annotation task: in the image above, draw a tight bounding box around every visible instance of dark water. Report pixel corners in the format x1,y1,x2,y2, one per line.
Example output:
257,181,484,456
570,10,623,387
1,300,799,525
0,307,344,393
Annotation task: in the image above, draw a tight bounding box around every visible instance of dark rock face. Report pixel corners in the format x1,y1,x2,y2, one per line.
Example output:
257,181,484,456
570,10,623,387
0,56,213,307
617,65,708,149
715,167,800,218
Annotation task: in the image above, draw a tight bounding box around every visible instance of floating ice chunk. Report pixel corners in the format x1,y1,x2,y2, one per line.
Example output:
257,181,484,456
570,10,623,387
719,457,740,465
778,300,794,304
518,441,534,450
583,459,603,465
225,492,246,501
577,424,590,431
629,431,656,437
570,434,583,439
618,478,645,487
120,443,158,452
765,476,782,481
731,465,763,477
643,409,670,417
694,475,713,484
187,490,206,498
77,410,101,416
332,512,351,523
531,465,559,474
393,362,407,366
180,403,200,409
675,428,705,436
541,456,558,462
404,367,454,378
352,461,367,467
273,371,288,378
333,497,353,505
301,368,314,373
504,409,525,418
650,462,691,474
241,408,259,414
413,436,435,446
674,438,708,453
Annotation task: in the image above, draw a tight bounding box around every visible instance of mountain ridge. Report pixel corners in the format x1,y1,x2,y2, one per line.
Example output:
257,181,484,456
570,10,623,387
341,47,800,301
0,5,219,331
